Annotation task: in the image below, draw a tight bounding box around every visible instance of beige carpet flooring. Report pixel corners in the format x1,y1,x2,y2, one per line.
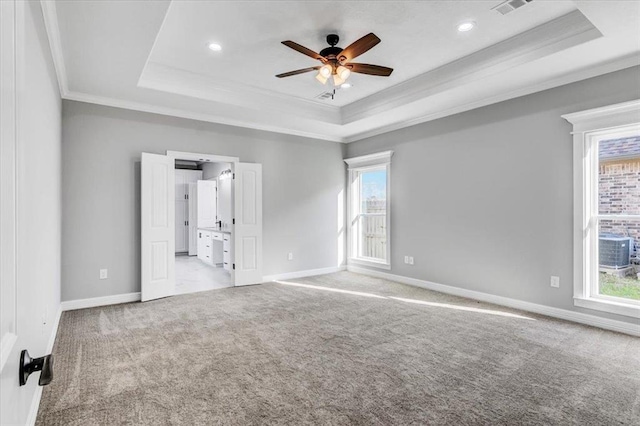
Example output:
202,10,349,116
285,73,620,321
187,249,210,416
37,272,640,425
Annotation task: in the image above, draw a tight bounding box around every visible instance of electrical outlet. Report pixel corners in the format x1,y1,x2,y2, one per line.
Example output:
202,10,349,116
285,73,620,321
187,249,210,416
409,257,414,265
404,256,409,264
288,253,293,261
550,276,560,288
100,269,108,280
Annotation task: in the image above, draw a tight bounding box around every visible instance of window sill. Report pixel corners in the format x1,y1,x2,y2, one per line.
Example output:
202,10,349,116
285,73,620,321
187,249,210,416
348,258,391,271
574,296,640,319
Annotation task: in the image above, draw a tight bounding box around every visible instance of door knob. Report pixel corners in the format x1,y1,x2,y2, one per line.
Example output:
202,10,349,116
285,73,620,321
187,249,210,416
19,349,53,386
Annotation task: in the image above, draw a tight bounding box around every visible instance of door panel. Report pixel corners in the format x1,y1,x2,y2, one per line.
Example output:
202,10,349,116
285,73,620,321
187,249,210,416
174,169,187,201
141,153,175,301
188,183,197,255
175,200,188,252
233,163,263,286
197,180,217,228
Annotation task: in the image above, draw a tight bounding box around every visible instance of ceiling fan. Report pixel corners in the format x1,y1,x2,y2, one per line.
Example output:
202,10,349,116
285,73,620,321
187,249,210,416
276,33,393,86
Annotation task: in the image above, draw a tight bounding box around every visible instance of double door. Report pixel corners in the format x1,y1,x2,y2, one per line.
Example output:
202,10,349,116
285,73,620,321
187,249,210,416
141,153,263,302
175,169,202,253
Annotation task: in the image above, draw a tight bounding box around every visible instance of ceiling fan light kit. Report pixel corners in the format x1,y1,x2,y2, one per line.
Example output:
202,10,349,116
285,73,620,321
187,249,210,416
276,33,393,90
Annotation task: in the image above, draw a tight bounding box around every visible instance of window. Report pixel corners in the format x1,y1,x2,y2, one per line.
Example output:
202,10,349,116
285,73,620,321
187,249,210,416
564,100,640,318
345,151,392,269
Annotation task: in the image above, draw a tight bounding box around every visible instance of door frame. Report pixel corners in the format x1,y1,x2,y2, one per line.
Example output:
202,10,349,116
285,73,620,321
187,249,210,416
166,151,240,287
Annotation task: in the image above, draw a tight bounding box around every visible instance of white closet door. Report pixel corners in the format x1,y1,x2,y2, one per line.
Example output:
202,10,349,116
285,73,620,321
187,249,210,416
175,200,188,252
141,153,175,302
174,169,188,201
188,183,197,255
233,163,263,286
197,180,217,228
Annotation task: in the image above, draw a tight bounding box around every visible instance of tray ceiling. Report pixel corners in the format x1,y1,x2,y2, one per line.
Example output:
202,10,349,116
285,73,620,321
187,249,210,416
46,0,640,142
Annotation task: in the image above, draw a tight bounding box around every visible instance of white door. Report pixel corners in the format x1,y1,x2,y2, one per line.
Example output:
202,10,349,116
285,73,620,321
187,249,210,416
197,180,217,228
233,163,263,286
175,200,188,252
1,2,22,421
174,169,188,201
141,153,175,301
188,182,197,255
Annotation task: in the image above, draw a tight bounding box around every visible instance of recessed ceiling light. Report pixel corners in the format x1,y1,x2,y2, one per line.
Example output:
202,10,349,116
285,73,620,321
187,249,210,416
208,42,222,52
457,21,476,32
341,83,352,89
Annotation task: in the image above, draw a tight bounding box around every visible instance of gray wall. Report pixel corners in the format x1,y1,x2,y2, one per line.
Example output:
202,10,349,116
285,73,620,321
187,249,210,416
346,66,640,325
61,101,346,301
2,2,62,424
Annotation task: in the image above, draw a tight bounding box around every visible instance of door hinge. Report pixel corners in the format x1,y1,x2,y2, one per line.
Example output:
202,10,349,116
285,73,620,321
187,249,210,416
233,263,235,270
233,173,235,179
233,218,235,225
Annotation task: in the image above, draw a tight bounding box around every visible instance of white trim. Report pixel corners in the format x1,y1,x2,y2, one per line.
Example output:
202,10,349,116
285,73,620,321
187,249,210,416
26,305,62,426
63,91,344,143
343,54,640,143
342,10,602,125
39,0,67,96
139,62,341,125
346,154,392,269
61,292,141,312
564,103,640,319
562,99,640,134
347,258,391,271
574,297,640,319
348,266,640,337
344,151,394,168
166,151,239,164
36,0,640,145
262,266,346,283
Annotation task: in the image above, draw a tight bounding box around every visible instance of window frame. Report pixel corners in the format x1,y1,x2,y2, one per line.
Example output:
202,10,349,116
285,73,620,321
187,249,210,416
563,100,640,318
345,151,393,270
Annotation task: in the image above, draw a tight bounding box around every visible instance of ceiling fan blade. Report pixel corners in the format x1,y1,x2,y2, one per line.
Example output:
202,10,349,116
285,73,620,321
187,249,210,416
281,41,327,63
275,67,321,78
347,63,393,76
339,33,381,62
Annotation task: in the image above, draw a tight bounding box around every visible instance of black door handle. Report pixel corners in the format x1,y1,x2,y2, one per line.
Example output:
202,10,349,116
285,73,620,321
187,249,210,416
19,349,53,386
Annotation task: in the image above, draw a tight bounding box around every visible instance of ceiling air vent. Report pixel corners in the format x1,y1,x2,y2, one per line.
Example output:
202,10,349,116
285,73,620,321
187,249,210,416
315,91,335,101
492,0,533,15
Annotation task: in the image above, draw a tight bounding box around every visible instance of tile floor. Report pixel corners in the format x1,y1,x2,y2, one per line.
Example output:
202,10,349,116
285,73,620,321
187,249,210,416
175,254,233,294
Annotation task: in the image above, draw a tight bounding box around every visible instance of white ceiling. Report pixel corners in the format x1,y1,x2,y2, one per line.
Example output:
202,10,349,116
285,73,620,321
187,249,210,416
46,0,640,142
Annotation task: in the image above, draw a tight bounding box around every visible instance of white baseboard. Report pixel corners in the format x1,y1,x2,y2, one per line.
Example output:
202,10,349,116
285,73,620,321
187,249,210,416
26,304,62,426
61,292,141,312
263,265,346,283
348,266,640,337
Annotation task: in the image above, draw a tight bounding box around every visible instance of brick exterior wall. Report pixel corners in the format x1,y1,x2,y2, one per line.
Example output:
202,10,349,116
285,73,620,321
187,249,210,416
599,158,640,247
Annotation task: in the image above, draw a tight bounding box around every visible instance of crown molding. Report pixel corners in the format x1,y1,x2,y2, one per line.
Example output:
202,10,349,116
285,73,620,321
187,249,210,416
63,90,345,143
40,0,68,96
138,62,341,124
38,1,639,146
341,10,602,125
342,53,640,143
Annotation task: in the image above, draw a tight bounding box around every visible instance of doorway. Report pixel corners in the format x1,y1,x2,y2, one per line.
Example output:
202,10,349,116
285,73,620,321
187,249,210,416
140,150,263,302
174,158,233,294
